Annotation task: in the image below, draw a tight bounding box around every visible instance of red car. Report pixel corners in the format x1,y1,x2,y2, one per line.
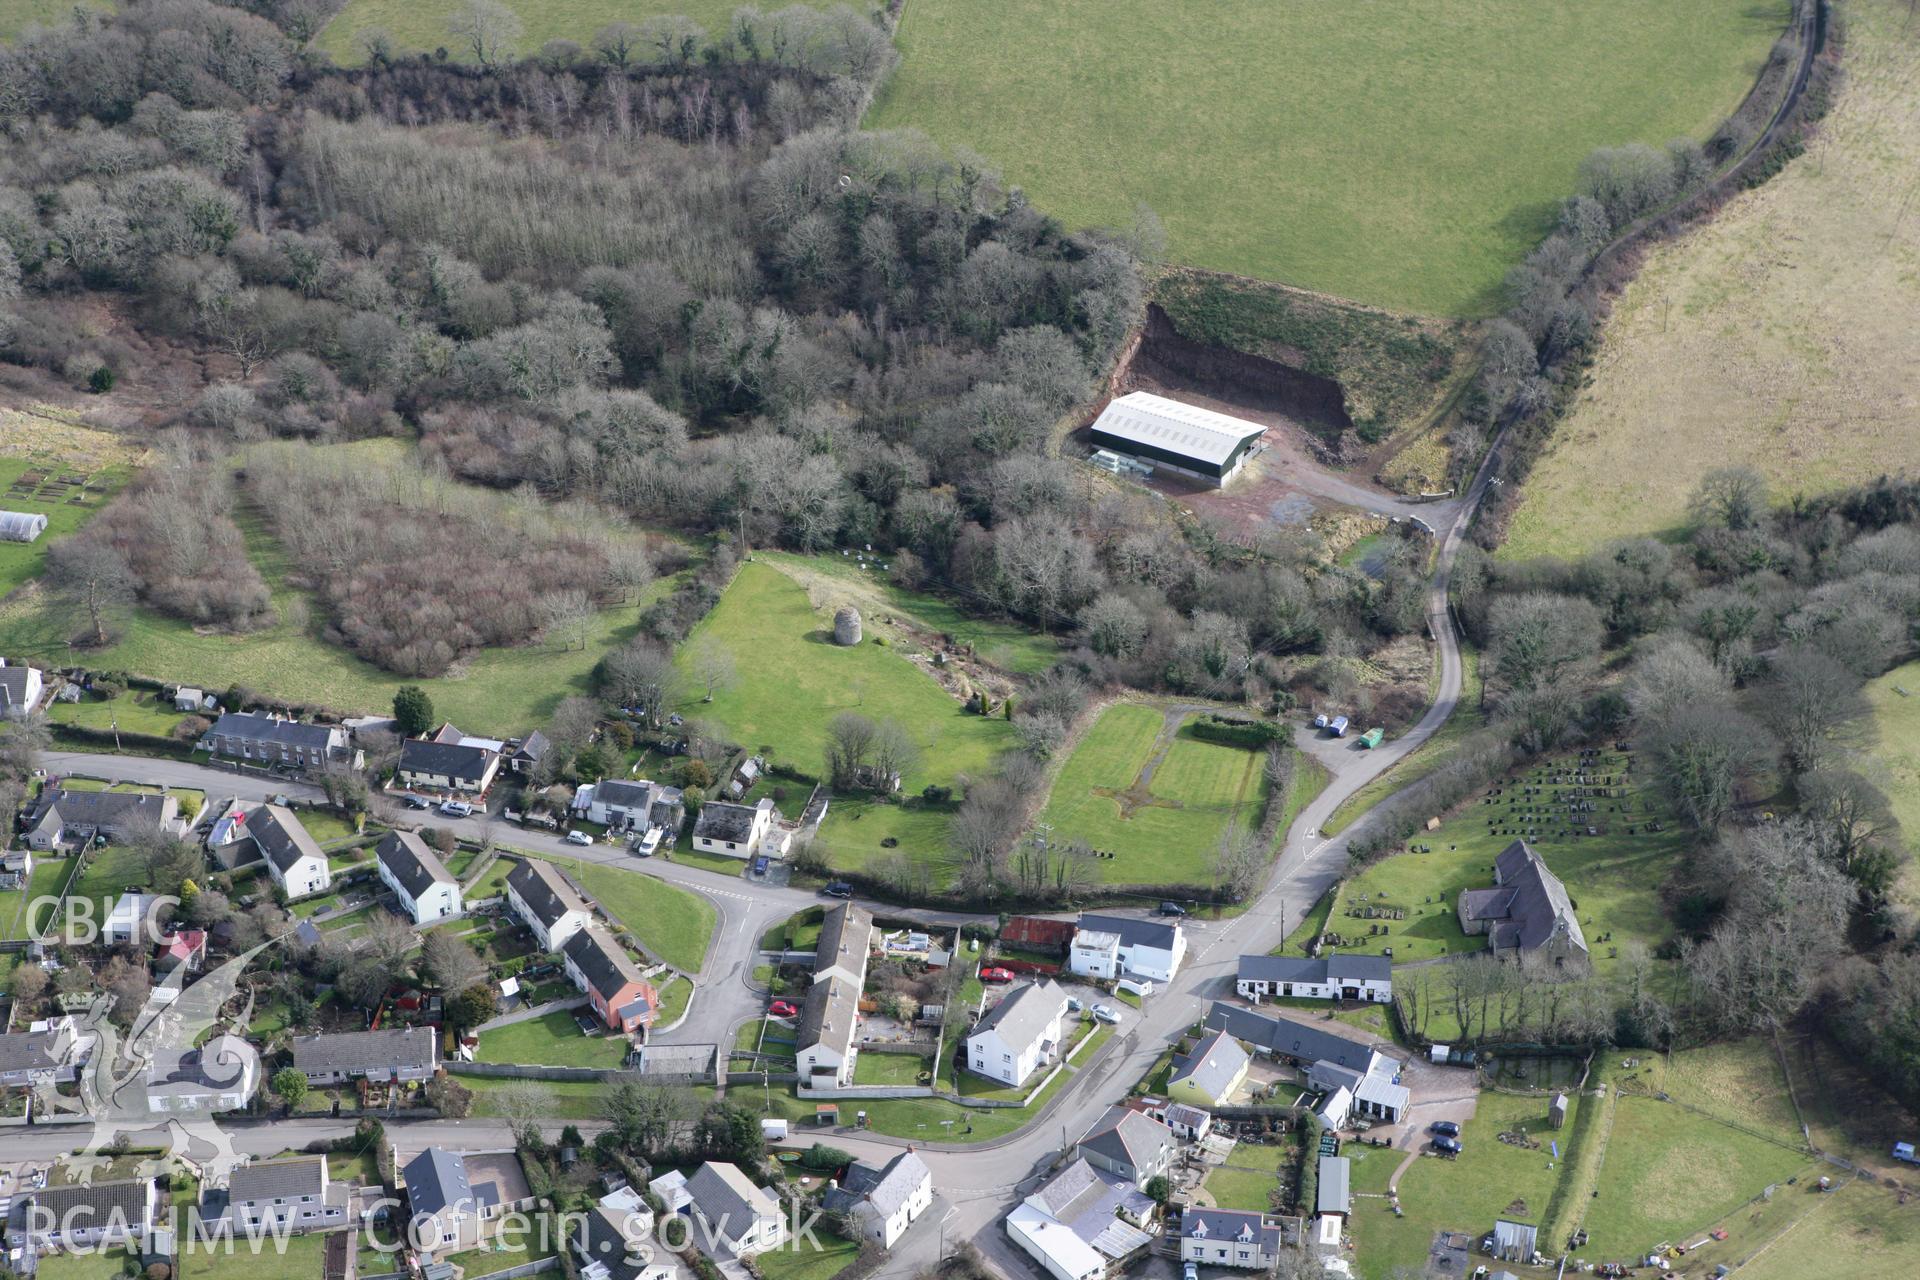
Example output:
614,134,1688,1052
769,1000,798,1018
979,967,1015,984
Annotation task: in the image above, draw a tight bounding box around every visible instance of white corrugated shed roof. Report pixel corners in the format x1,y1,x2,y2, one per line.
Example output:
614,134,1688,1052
1090,392,1266,466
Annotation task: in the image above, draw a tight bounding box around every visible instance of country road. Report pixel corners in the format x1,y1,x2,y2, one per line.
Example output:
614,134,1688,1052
27,426,1505,1279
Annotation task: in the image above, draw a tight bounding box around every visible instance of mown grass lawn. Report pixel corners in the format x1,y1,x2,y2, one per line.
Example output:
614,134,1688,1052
1034,703,1269,885
753,1228,860,1280
548,855,716,972
68,843,156,924
1204,1143,1285,1211
444,1235,555,1277
0,855,73,941
853,1051,930,1086
180,1228,329,1280
675,560,1015,869
462,1075,691,1121
474,1009,629,1068
654,973,693,1026
1737,1177,1919,1280
1326,747,1683,968
48,689,188,737
34,1248,133,1280
871,0,1787,315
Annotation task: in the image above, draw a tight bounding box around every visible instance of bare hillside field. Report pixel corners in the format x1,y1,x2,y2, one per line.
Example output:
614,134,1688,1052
1502,0,1920,559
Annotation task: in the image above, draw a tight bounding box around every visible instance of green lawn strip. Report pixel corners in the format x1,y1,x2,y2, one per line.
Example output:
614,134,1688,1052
180,1227,329,1280
871,0,1787,315
1327,747,1683,967
462,1076,698,1122
654,974,693,1026
445,1235,556,1277
756,550,1060,675
67,844,156,923
544,854,716,972
752,1228,860,1280
673,560,1014,867
1205,1142,1286,1211
1,856,73,941
761,907,825,953
317,0,773,64
473,1009,628,1068
1323,649,1484,837
34,1248,134,1280
48,690,189,737
1350,1088,1585,1279
1035,703,1271,885
853,1051,930,1087
1865,659,1920,909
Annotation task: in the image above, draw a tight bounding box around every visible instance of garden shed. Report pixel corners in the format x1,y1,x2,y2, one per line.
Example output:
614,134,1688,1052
0,510,48,542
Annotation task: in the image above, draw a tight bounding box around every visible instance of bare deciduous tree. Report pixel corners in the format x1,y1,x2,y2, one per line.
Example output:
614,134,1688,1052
448,0,524,68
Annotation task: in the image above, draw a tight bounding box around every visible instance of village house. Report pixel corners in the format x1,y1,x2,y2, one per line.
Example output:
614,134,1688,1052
506,858,595,952
684,1162,786,1256
376,830,463,924
0,660,44,719
1167,1029,1251,1108
1235,953,1392,1004
154,929,208,974
1068,914,1186,983
795,973,861,1087
26,789,182,851
966,979,1069,1087
1177,1208,1291,1271
397,737,502,796
506,731,551,776
813,902,874,986
145,1033,257,1113
291,1026,440,1086
402,1148,534,1255
820,1150,933,1249
0,1017,94,1089
201,712,351,773
10,1178,158,1252
1456,840,1591,976
251,804,331,900
1205,1002,1408,1125
210,1156,349,1234
571,1185,666,1280
563,927,660,1035
575,778,684,836
690,799,779,858
1006,1157,1156,1280
1077,1105,1176,1190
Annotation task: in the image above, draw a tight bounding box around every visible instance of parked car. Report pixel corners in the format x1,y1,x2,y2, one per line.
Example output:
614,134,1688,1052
1184,1265,1199,1280
769,1000,798,1018
632,828,662,858
1092,1004,1120,1024
751,855,770,875
1313,713,1329,730
438,800,473,817
1430,1120,1460,1138
979,966,1015,984
1067,997,1084,1012
1158,901,1187,917
1432,1136,1462,1156
822,881,854,899
402,796,429,810
565,830,593,846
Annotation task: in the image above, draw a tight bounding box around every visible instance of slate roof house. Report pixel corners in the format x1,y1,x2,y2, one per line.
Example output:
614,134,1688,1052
795,973,861,1087
813,902,874,986
377,830,462,924
1456,840,1590,976
1006,1157,1156,1280
1167,1029,1251,1108
1076,1105,1176,1190
572,1187,665,1280
820,1150,933,1249
691,799,776,858
25,788,182,851
403,1148,533,1254
214,1156,348,1233
563,927,660,1035
1068,914,1186,983
967,979,1069,1087
10,1178,157,1251
1204,1001,1408,1125
1177,1208,1290,1271
0,660,43,719
684,1162,785,1256
291,1027,440,1085
0,1018,93,1088
251,804,331,900
1235,953,1392,1004
576,778,684,835
506,731,551,775
506,858,594,952
202,712,350,773
397,738,502,796
145,1033,257,1113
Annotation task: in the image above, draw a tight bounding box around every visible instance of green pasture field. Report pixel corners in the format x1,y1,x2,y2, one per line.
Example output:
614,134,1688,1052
474,1008,630,1068
0,456,129,600
548,854,716,972
675,559,1015,869
870,0,1788,315
317,0,775,65
1032,702,1269,885
1204,1143,1285,1212
1866,660,1920,909
1349,1088,1585,1279
1737,1178,1919,1280
1325,747,1684,967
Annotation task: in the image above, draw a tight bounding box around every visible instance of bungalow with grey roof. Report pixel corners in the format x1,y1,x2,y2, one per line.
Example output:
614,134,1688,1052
1235,953,1392,1003
11,1178,157,1251
291,1027,439,1086
26,788,182,851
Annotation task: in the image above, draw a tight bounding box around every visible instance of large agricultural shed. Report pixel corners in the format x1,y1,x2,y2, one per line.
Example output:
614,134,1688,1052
1088,392,1267,486
0,511,49,543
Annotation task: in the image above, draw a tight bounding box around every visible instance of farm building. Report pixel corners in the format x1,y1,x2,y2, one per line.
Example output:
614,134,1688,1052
1088,392,1267,486
0,510,48,542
